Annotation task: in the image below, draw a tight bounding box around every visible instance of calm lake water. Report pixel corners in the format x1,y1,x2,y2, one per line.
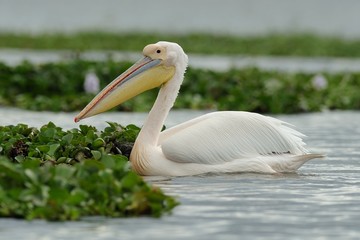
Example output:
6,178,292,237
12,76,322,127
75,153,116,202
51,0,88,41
0,108,359,240
2,0,360,37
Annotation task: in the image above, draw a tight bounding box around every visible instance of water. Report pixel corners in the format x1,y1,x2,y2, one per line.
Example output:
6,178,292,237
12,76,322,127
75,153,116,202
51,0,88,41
0,109,359,240
1,0,360,37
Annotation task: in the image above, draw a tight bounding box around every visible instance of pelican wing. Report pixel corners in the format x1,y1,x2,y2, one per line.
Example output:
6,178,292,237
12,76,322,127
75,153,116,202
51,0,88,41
160,111,308,165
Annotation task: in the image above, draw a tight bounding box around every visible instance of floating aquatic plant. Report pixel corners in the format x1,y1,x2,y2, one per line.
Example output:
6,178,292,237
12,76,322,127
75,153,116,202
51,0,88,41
0,122,178,221
1,32,360,57
1,61,360,113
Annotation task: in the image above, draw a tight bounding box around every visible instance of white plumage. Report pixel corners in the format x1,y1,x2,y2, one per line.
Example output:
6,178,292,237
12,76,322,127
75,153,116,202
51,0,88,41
161,111,307,164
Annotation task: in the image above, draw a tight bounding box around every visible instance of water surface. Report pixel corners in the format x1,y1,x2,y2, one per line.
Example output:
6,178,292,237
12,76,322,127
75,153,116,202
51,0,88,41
1,0,360,37
0,109,359,240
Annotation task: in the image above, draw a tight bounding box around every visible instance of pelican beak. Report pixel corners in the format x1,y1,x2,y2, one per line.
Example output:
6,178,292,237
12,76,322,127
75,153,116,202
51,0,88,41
74,56,175,122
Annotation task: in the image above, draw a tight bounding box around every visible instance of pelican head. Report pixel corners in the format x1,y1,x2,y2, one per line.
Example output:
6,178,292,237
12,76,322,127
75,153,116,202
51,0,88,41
74,41,187,122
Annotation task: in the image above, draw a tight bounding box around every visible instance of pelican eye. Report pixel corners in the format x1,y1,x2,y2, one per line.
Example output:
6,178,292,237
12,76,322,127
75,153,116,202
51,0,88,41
156,49,161,54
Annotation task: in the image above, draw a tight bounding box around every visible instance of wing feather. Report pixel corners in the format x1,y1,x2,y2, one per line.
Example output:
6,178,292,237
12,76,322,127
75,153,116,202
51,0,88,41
160,111,308,165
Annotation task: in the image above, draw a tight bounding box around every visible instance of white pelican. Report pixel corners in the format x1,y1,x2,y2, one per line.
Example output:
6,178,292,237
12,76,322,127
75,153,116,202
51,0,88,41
75,41,323,176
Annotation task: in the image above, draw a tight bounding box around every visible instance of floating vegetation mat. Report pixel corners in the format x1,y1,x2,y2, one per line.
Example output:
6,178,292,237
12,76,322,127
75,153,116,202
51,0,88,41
1,60,359,113
2,32,360,57
0,122,178,221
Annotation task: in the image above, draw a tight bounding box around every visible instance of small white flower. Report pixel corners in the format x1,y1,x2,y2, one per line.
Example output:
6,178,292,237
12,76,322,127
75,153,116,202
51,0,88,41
84,71,100,94
311,74,328,90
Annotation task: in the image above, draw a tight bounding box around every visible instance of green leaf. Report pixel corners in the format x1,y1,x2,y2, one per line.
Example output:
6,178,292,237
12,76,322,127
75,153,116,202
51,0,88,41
102,154,128,171
36,145,50,153
48,143,60,156
91,150,102,160
121,172,141,190
0,158,23,181
62,133,73,144
43,128,56,139
21,158,41,169
24,169,39,185
101,154,116,168
49,187,70,202
14,155,24,163
92,138,105,148
55,164,76,179
68,188,88,205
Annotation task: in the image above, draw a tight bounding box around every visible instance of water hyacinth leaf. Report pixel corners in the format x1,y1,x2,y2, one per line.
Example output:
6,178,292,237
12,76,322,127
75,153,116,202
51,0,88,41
102,154,129,171
98,169,115,184
48,143,60,156
92,138,105,148
36,145,50,153
121,172,142,190
55,164,76,180
68,188,88,205
99,154,115,166
42,128,57,139
80,159,105,173
91,150,102,160
123,125,141,142
14,155,25,163
49,187,70,202
106,121,122,130
61,133,73,144
21,158,42,169
85,129,97,141
0,158,23,181
0,185,6,200
100,154,116,168
57,157,67,163
115,156,131,171
79,125,97,135
24,169,39,185
126,124,140,131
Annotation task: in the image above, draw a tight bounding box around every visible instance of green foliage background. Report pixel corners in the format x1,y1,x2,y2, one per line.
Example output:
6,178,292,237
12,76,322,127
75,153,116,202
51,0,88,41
2,32,360,57
0,60,359,114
